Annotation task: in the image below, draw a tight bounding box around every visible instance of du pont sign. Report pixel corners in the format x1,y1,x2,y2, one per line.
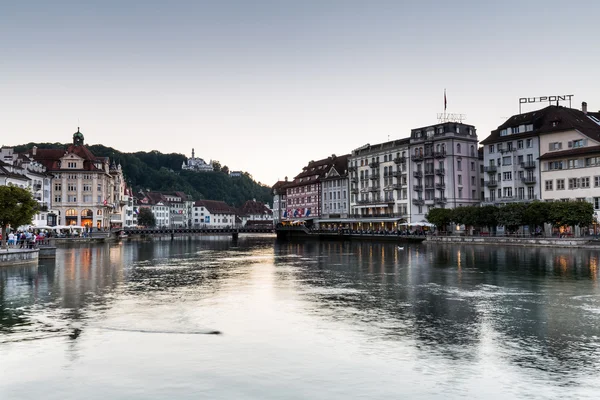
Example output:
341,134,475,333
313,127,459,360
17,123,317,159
519,94,573,112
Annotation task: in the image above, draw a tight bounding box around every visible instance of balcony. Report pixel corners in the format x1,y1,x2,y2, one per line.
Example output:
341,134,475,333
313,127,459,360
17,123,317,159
393,156,406,164
484,166,497,173
434,197,447,204
369,174,380,180
391,170,404,177
369,186,379,192
425,184,435,189
435,168,445,176
435,183,446,190
414,185,423,191
424,152,434,159
521,176,537,185
350,188,358,194
412,198,425,206
411,154,424,162
434,151,447,159
370,161,380,168
348,166,357,172
485,180,498,187
413,171,423,178
351,177,358,183
424,169,435,176
392,183,403,190
33,183,42,191
520,161,536,169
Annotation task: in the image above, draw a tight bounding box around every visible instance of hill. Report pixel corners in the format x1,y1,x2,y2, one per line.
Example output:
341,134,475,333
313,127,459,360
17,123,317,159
12,142,272,207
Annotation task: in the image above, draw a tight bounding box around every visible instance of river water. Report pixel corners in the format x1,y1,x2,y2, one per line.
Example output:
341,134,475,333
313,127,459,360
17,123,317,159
1,236,599,399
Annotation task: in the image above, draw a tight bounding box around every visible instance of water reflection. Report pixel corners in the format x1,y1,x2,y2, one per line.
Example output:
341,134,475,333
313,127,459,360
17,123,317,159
273,241,600,379
1,237,600,398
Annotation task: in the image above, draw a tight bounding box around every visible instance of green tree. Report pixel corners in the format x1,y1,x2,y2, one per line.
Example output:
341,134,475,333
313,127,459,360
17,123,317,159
452,206,479,233
0,186,39,249
522,201,550,231
550,201,594,229
497,203,526,233
137,208,156,227
426,208,453,231
477,205,499,232
212,160,221,172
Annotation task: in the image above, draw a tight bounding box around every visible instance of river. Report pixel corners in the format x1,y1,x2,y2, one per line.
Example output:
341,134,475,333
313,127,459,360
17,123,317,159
1,236,599,399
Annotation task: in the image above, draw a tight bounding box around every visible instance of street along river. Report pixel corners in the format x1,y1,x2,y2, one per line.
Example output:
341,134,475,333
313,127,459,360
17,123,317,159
1,236,599,399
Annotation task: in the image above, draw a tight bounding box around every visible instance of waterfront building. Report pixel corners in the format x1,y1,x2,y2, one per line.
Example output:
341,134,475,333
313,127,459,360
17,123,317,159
409,122,480,222
192,200,237,228
238,199,273,227
182,148,213,172
348,140,410,223
26,129,125,228
481,103,600,209
123,187,138,227
0,148,54,226
272,178,291,224
480,110,543,205
284,155,346,221
138,192,171,227
536,103,600,216
321,154,350,219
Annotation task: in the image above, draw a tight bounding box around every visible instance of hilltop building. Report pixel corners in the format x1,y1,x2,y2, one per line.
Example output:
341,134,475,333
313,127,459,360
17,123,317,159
182,148,213,172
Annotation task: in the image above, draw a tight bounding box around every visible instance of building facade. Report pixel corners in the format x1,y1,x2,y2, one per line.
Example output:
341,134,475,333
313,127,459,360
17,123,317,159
182,148,213,172
321,155,350,219
192,200,237,228
409,122,480,222
27,129,125,228
348,140,410,221
272,179,290,224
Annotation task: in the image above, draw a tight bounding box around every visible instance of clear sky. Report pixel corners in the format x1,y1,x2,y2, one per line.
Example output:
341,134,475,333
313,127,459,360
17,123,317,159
2,0,599,186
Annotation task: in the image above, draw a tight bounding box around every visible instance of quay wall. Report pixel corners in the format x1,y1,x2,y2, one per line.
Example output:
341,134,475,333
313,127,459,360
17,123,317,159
0,249,39,266
426,236,596,248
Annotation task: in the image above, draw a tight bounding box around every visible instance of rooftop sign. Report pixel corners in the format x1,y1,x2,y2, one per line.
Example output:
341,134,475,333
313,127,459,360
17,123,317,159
519,94,573,113
437,113,466,123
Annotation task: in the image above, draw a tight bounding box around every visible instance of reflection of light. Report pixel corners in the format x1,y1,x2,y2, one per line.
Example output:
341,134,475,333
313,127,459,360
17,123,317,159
457,250,462,270
557,255,568,274
590,255,598,281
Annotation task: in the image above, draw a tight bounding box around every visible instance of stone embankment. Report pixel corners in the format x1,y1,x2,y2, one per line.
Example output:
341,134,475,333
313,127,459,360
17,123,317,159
426,235,600,248
0,248,39,266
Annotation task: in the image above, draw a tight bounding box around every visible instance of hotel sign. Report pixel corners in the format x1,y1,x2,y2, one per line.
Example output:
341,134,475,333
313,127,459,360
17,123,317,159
519,94,573,113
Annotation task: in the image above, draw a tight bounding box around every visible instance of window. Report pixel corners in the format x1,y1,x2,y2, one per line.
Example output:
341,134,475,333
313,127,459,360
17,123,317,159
471,176,475,185
548,161,563,170
458,175,462,185
503,187,513,197
511,126,520,134
526,139,533,148
489,145,495,154
503,172,512,181
545,180,553,191
568,178,580,189
54,183,62,192
68,183,77,191
458,188,463,198
595,198,600,210
507,142,513,151
582,177,590,188
54,195,61,203
67,162,77,168
549,142,562,151
595,176,600,187
517,140,523,149
500,129,508,136
502,156,512,166
570,139,585,148
83,195,92,202
457,144,461,154
457,160,462,171
68,195,77,202
471,161,475,171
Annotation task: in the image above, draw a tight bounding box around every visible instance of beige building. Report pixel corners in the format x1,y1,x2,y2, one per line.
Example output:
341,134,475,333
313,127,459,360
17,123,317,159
28,129,125,228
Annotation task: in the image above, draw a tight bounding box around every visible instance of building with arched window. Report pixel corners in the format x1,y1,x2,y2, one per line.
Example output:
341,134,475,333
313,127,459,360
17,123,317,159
27,128,126,228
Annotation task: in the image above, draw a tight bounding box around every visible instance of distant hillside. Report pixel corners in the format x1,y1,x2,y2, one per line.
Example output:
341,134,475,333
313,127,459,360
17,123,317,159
13,143,272,207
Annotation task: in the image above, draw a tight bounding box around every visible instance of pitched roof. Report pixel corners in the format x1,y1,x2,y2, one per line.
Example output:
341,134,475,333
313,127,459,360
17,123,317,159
30,146,107,172
539,145,600,160
193,200,237,215
239,200,272,216
481,105,600,145
293,154,351,183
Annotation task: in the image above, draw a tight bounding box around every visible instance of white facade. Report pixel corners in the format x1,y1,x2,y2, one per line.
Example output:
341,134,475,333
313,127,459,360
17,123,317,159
192,201,237,228
348,139,411,220
182,148,213,172
321,168,350,219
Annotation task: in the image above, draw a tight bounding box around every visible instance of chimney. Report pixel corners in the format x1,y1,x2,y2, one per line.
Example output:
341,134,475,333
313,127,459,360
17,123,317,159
582,102,588,114
32,146,37,156
285,176,288,182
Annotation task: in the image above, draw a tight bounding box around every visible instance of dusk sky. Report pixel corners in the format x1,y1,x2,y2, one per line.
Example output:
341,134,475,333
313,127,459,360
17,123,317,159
2,0,599,185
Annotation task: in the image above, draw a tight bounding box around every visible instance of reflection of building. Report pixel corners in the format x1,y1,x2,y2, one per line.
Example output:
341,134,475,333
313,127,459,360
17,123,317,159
192,200,237,228
27,128,125,228
182,148,213,172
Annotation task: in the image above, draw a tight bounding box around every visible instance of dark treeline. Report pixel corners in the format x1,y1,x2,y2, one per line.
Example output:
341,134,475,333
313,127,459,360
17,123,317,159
426,201,594,233
13,143,272,207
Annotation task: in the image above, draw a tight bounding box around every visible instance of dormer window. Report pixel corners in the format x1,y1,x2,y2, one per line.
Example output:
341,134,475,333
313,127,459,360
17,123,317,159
67,162,77,168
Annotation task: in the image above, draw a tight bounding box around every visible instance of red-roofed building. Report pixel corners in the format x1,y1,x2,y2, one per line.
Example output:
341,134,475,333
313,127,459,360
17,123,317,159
26,128,125,228
238,199,273,227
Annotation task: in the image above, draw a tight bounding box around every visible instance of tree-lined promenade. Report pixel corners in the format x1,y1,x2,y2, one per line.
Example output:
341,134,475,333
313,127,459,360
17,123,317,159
426,201,595,235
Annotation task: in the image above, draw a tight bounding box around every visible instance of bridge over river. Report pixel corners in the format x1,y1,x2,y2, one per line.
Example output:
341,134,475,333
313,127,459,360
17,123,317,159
119,227,274,240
